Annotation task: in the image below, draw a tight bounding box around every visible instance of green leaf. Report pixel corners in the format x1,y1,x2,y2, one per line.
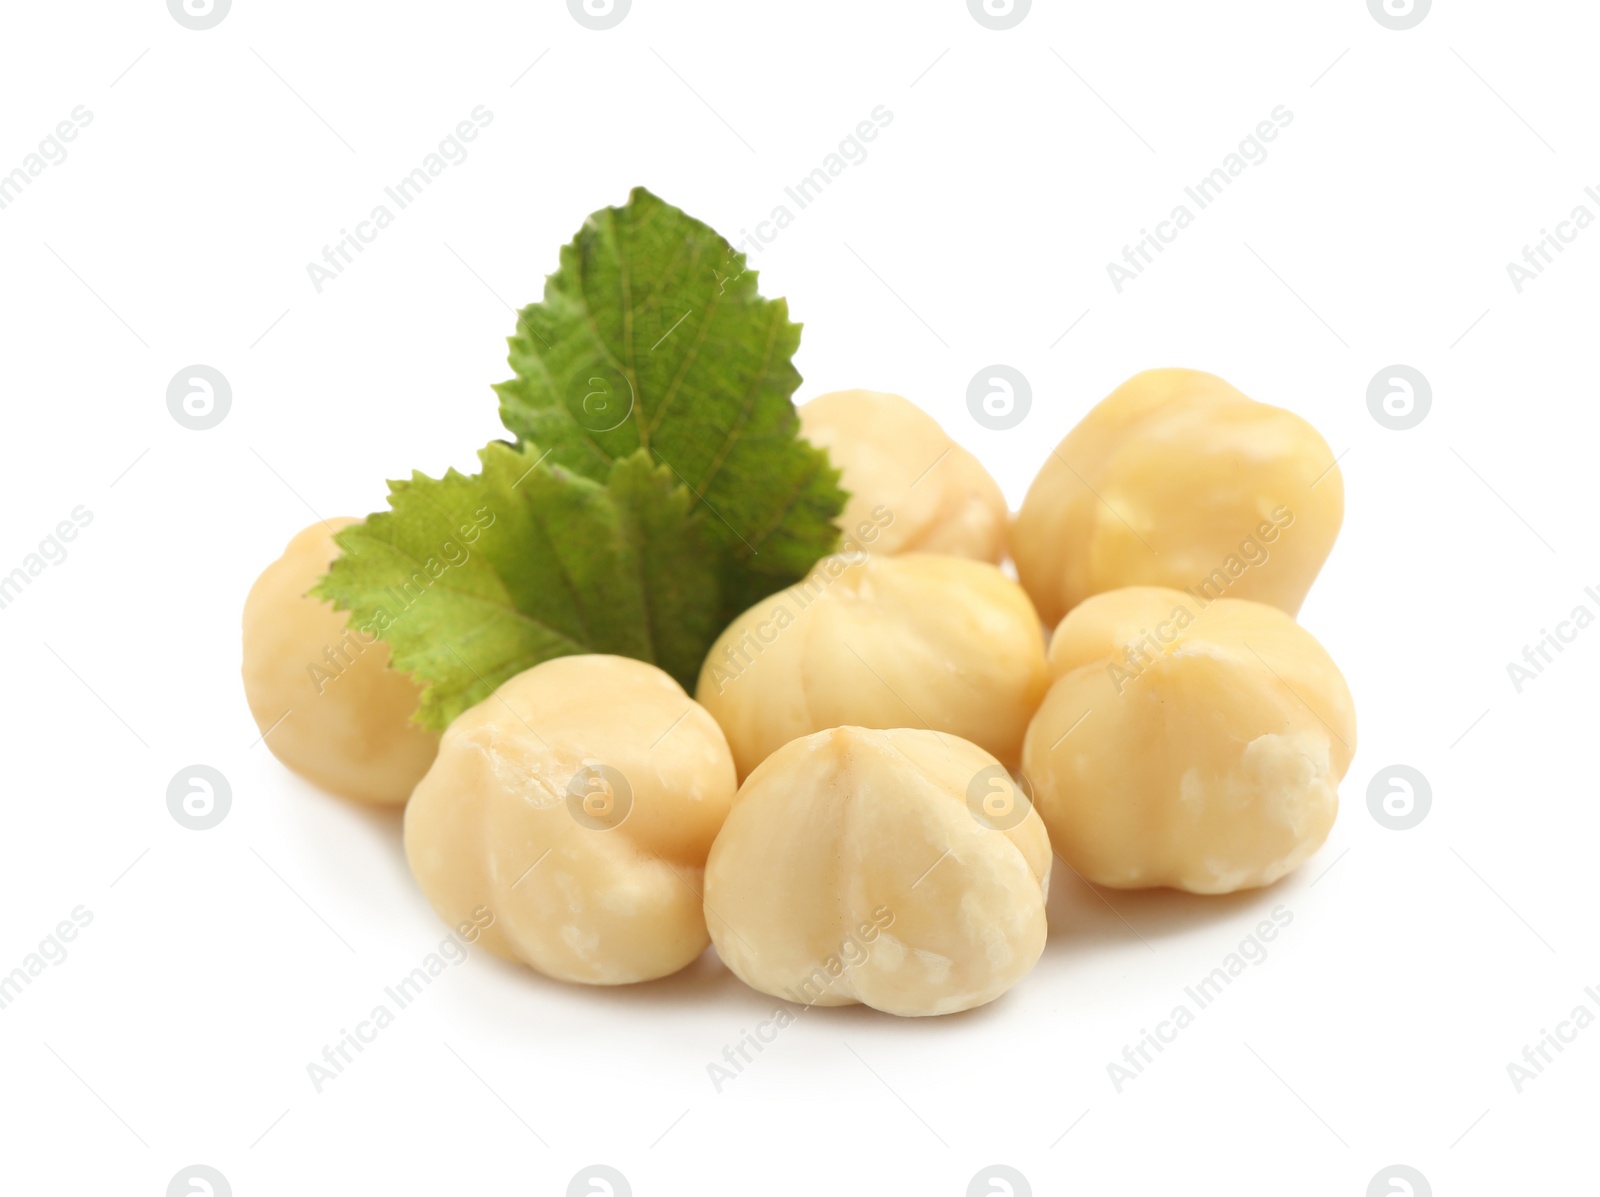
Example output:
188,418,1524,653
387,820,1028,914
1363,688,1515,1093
312,441,718,730
494,186,846,621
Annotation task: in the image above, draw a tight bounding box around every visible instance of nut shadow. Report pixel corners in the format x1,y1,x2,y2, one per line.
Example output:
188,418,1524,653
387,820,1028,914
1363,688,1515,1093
305,782,1269,1022
467,942,748,1012
272,771,415,906
342,795,406,845
1044,852,1296,959
466,942,1029,1031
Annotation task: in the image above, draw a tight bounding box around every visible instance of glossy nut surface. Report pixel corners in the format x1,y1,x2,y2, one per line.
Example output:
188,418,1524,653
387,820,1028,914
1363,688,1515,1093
1012,368,1343,626
704,727,1051,1016
696,552,1049,778
241,519,438,805
1023,587,1356,893
799,389,1008,563
404,655,737,985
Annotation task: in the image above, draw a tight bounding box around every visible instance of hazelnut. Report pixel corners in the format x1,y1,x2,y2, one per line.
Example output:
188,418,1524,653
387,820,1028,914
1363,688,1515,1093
1012,368,1343,626
1022,586,1356,894
799,389,1007,563
704,727,1051,1016
404,655,737,985
696,552,1049,778
241,519,437,805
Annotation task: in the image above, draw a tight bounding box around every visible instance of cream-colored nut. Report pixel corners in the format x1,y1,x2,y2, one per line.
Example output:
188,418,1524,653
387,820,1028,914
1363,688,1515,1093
704,727,1050,1017
241,519,438,805
1012,368,1343,626
1022,586,1356,894
404,655,737,986
799,389,1007,563
696,552,1048,778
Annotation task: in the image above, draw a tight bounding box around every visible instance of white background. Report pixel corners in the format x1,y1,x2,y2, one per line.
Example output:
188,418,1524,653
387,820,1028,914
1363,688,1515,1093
1,1,1594,1194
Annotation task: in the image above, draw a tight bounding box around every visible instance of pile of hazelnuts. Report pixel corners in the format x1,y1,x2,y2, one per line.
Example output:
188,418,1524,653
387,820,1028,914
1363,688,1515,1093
243,368,1352,1016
